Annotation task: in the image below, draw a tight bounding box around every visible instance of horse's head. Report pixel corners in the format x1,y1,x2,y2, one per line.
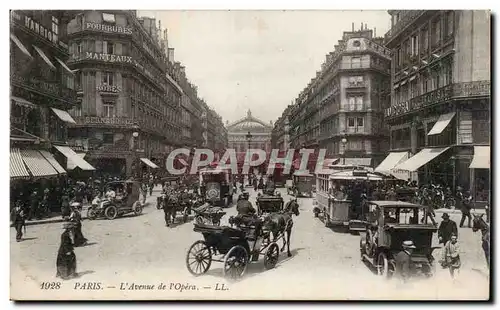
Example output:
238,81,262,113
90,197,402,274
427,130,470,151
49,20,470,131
285,198,300,216
472,213,488,232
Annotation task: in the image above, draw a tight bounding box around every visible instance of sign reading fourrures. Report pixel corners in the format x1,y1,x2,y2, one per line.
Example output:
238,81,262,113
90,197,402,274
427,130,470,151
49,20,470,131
10,9,491,301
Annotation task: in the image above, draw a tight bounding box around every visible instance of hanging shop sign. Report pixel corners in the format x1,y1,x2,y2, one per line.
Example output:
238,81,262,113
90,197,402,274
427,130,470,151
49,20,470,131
96,84,122,93
85,22,133,35
86,52,132,63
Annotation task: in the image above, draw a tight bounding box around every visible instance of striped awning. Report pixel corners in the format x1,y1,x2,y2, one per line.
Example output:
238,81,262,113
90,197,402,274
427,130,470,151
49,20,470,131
10,148,30,179
55,57,74,75
39,150,66,174
33,45,56,70
20,149,58,177
11,96,36,109
10,34,32,58
54,145,95,171
67,152,86,170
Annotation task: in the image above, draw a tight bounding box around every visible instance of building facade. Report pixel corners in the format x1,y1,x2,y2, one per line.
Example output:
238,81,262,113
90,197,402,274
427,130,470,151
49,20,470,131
290,25,392,167
10,10,95,183
271,104,292,151
65,11,185,176
382,10,490,202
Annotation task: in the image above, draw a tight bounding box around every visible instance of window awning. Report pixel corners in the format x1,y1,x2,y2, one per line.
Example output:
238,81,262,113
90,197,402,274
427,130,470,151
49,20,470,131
11,96,36,109
39,150,67,174
469,146,490,169
344,158,372,167
55,57,74,75
409,75,416,82
10,34,32,58
400,80,408,86
54,145,95,171
33,45,56,70
394,147,450,172
20,149,58,177
140,158,159,169
10,148,30,179
324,158,340,167
375,152,409,174
51,108,76,124
67,153,87,170
393,83,400,90
427,112,456,136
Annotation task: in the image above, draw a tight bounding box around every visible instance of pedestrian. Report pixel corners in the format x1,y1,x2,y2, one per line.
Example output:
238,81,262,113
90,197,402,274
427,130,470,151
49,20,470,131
438,213,458,245
11,202,25,242
394,240,416,282
69,202,88,247
56,223,77,280
458,192,472,228
441,234,461,279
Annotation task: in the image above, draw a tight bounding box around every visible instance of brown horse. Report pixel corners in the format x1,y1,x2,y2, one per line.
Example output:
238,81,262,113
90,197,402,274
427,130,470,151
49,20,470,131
263,199,300,257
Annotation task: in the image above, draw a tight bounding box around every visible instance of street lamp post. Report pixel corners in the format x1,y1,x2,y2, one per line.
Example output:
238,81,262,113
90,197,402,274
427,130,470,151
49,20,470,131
341,136,347,165
132,123,140,180
246,131,252,176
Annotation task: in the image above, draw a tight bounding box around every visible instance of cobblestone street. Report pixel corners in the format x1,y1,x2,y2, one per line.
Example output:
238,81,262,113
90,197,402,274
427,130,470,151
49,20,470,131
11,188,489,300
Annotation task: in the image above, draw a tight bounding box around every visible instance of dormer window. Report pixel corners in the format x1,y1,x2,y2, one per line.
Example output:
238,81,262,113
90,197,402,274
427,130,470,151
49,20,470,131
352,40,361,47
102,13,115,24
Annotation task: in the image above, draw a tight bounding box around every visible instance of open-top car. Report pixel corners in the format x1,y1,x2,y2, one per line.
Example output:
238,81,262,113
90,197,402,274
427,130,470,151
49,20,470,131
359,201,438,279
87,180,143,220
199,166,234,207
287,171,314,197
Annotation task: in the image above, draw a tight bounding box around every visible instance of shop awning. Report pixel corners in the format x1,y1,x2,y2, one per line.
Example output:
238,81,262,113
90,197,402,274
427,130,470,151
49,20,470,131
344,158,372,167
427,112,456,136
20,149,58,177
67,152,86,170
54,145,95,171
51,108,76,124
394,147,450,172
10,148,30,179
11,96,36,109
140,158,159,169
469,146,490,169
39,150,66,174
324,158,340,167
33,45,56,70
10,34,32,58
375,152,409,174
55,57,74,75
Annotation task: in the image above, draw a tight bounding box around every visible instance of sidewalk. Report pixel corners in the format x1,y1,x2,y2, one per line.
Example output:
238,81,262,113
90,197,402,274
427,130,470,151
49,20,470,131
434,208,486,215
13,201,152,227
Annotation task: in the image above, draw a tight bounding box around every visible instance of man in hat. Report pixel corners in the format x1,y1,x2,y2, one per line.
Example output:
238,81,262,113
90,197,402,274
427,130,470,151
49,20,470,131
438,213,458,245
394,240,416,282
11,201,25,242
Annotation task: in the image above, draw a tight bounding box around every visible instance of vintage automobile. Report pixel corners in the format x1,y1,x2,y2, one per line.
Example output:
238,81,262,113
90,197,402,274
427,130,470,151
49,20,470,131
256,193,284,216
199,167,234,207
314,168,385,232
359,201,438,279
87,180,143,220
286,172,314,197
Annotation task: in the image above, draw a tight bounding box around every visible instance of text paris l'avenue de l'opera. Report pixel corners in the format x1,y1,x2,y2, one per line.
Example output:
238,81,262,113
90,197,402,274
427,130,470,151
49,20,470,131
164,148,330,175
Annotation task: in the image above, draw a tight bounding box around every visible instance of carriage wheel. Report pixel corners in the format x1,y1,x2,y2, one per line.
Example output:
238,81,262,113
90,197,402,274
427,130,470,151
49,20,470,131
223,245,248,280
186,240,212,276
195,215,204,225
377,252,391,279
264,242,279,270
86,207,96,220
133,202,143,216
104,205,118,220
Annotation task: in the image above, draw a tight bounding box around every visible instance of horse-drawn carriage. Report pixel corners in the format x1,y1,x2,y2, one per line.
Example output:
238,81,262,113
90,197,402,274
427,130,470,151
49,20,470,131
286,171,314,197
256,193,284,216
87,180,143,220
359,201,438,279
186,222,280,279
199,167,235,207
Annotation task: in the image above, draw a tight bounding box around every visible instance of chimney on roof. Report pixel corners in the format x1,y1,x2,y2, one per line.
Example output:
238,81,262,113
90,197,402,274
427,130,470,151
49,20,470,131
352,22,354,31
168,48,174,62
374,27,376,37
360,22,363,31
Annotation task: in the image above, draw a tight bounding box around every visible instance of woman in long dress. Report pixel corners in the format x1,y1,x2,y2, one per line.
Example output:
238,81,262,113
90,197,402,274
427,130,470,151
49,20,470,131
69,203,88,247
56,223,77,279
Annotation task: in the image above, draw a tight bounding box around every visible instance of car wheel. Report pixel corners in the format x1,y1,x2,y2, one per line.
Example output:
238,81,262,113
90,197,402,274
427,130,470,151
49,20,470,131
104,205,118,220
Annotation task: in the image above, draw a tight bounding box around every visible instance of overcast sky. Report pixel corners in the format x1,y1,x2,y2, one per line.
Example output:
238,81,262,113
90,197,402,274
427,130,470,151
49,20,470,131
140,10,391,124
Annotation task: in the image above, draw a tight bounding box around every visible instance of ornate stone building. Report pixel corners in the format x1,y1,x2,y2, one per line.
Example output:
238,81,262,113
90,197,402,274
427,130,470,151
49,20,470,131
227,110,273,154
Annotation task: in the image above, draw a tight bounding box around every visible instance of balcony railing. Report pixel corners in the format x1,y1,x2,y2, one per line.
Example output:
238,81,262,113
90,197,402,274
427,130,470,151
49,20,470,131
385,80,491,118
384,10,426,43
345,81,367,89
11,72,77,103
340,60,390,74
